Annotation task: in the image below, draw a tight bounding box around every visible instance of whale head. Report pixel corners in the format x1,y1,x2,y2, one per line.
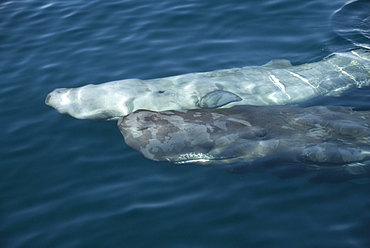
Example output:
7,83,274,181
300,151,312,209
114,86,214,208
118,107,280,164
45,86,131,120
118,109,223,162
45,79,178,120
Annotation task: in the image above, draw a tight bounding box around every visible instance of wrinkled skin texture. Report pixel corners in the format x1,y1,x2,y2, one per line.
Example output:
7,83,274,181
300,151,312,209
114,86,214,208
46,49,370,120
118,105,370,182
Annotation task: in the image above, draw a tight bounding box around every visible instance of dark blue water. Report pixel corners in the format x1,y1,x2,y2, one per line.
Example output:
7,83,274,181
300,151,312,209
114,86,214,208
2,0,370,247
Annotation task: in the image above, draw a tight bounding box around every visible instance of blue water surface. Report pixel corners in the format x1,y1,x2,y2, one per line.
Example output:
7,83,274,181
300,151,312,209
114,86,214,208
1,0,370,247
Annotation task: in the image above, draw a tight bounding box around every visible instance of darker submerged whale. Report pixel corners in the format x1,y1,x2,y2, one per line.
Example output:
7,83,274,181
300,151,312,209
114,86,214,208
118,105,370,182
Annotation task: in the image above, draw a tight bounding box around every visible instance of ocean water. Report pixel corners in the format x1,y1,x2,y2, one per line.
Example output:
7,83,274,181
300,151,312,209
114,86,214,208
1,0,370,247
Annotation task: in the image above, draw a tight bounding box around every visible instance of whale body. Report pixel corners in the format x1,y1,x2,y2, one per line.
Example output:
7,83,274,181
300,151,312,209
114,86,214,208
46,49,370,120
118,105,370,181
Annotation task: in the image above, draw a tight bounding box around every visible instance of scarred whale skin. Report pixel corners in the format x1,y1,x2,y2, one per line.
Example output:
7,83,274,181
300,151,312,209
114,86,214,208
46,49,370,120
118,105,370,181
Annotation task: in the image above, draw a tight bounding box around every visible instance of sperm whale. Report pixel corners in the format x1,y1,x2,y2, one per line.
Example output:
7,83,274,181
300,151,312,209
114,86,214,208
118,105,370,181
46,49,370,120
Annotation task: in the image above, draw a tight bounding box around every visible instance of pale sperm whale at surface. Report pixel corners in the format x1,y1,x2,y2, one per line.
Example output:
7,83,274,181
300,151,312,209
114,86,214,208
45,49,370,120
118,105,370,182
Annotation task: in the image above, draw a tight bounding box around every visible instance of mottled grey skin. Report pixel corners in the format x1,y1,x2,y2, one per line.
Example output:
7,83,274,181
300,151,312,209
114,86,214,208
118,105,370,181
46,49,370,120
